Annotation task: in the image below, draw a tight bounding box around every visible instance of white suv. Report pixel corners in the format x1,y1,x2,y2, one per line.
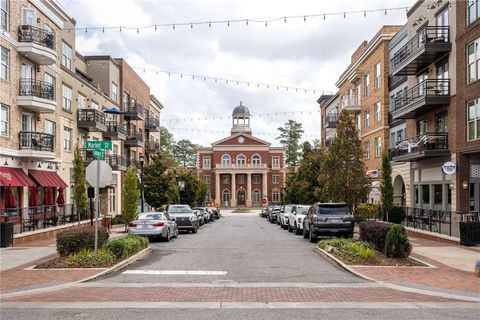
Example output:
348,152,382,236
279,204,295,229
288,205,310,235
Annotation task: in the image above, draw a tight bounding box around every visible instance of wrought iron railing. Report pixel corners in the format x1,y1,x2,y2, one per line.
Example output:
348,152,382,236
125,102,145,117
19,131,55,152
105,121,127,135
147,140,160,151
126,130,144,142
324,112,339,126
391,79,450,112
107,154,127,168
17,25,55,50
390,132,448,158
145,117,160,130
19,79,55,100
391,26,450,70
77,109,106,124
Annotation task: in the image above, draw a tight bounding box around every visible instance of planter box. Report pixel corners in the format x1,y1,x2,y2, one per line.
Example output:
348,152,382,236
459,222,480,246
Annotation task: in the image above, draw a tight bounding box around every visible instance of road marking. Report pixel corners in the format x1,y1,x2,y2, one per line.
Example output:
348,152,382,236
122,270,228,276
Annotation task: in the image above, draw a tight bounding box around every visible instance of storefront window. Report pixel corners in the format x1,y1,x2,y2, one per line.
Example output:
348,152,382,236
434,184,442,205
422,185,430,205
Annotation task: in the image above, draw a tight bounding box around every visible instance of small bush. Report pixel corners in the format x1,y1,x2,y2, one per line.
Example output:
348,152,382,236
386,207,406,224
66,248,117,268
355,203,380,223
319,238,375,261
104,235,149,259
359,221,391,251
57,227,109,256
111,215,124,225
385,224,412,258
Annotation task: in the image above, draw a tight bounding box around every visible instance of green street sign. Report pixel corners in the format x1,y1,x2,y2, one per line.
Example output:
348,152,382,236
92,149,105,160
86,140,112,150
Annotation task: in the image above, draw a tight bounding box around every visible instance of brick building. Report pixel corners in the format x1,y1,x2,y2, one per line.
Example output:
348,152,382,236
197,103,287,208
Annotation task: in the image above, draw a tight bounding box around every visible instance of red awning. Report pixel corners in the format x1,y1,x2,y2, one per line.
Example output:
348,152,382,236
0,167,35,187
29,170,68,188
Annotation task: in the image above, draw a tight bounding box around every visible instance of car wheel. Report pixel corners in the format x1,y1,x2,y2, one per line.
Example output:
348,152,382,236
309,227,317,243
303,225,309,239
288,223,293,232
192,227,198,234
165,231,171,242
295,224,302,235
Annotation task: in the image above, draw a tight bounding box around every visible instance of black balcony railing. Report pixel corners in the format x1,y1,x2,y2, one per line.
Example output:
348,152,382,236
125,103,145,116
105,121,127,135
126,130,144,142
19,131,55,152
391,26,450,70
145,117,160,130
77,109,106,124
128,158,141,169
391,79,450,113
107,154,127,169
390,132,448,159
324,112,339,127
18,25,55,50
19,79,55,100
147,140,160,151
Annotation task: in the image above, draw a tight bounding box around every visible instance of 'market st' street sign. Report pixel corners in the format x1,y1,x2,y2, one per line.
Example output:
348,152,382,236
85,140,112,150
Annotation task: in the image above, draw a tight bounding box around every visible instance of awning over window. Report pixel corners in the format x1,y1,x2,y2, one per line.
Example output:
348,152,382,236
29,170,68,188
0,167,35,187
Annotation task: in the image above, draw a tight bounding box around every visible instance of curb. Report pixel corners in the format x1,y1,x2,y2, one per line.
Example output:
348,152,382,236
0,246,152,299
314,247,480,303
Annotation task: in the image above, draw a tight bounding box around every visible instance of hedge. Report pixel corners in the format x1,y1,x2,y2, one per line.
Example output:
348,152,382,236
385,224,412,258
57,227,109,256
104,235,149,259
359,221,391,251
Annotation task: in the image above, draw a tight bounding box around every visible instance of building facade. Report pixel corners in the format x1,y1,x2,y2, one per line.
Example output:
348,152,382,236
197,103,287,208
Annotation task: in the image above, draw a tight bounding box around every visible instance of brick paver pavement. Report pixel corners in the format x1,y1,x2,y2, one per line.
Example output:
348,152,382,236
1,286,463,303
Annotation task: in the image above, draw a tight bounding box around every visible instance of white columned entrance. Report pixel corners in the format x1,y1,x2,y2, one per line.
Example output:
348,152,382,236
231,173,237,207
246,173,252,207
262,173,268,202
215,172,220,207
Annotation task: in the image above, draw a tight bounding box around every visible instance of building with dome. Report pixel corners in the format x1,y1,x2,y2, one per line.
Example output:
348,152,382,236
197,102,287,207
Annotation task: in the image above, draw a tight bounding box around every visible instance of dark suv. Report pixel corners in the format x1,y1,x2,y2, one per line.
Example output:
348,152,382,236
303,202,354,242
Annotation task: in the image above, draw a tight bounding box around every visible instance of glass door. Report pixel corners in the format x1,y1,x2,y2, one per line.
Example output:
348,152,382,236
21,113,35,148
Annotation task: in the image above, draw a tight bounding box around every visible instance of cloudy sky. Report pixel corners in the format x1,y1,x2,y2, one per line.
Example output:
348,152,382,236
60,0,411,146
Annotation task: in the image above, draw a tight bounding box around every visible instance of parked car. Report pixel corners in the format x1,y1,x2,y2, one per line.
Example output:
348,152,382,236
267,205,281,223
287,205,310,235
193,207,213,223
303,202,354,242
207,207,221,219
127,211,178,241
167,205,199,233
279,204,295,229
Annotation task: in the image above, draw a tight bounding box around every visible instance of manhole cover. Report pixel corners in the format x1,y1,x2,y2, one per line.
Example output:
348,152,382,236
210,279,238,285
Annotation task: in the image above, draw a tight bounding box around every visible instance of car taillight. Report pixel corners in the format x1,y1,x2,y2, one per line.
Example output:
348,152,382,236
153,222,165,227
313,215,326,222
128,223,136,227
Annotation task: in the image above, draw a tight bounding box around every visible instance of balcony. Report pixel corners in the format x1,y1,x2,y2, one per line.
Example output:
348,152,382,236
17,25,56,65
324,112,339,128
128,158,141,169
106,155,127,171
124,103,145,120
390,79,450,120
341,95,361,111
325,137,335,147
124,130,144,147
17,79,56,113
77,109,106,132
18,131,55,159
145,117,160,132
390,132,449,162
146,140,160,152
103,121,127,140
391,26,451,76
215,163,268,170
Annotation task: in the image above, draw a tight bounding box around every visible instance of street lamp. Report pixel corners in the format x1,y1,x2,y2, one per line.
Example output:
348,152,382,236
139,154,145,212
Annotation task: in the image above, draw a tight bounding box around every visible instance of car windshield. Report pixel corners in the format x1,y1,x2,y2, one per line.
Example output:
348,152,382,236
138,213,163,220
168,206,192,214
317,205,351,215
297,206,310,214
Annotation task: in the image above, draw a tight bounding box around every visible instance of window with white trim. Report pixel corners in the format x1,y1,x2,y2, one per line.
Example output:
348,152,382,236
236,154,246,165
374,63,381,90
252,154,261,165
44,120,55,135
62,84,72,110
63,127,72,151
467,37,480,84
221,154,231,165
0,0,8,32
0,46,9,80
375,137,382,157
467,97,480,141
222,175,230,184
0,103,9,136
204,175,210,184
272,156,280,168
111,82,118,102
78,93,86,109
272,175,279,184
374,102,381,122
91,100,98,110
364,140,370,159
468,0,480,25
222,190,230,202
272,189,280,202
252,190,261,202
364,109,370,128
364,73,370,96
62,41,72,69
202,156,211,169
252,174,261,184
237,175,245,184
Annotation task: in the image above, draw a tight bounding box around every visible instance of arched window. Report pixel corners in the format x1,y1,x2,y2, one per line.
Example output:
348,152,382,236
222,190,230,202
221,154,231,165
236,154,246,165
252,189,261,202
252,154,261,165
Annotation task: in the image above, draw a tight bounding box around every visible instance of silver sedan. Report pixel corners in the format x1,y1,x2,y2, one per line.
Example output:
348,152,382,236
128,212,179,241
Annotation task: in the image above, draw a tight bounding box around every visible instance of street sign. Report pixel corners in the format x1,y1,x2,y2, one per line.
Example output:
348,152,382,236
92,149,104,160
262,198,268,204
86,140,112,150
85,160,113,188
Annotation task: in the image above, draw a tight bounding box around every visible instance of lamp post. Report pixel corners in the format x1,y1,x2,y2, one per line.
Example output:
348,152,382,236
139,154,145,213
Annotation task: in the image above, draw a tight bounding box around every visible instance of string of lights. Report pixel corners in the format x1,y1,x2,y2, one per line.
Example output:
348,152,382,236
160,109,320,123
165,126,319,138
133,66,331,94
64,5,412,33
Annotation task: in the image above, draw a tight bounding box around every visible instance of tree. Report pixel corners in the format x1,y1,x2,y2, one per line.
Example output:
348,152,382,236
317,111,370,209
380,152,394,219
159,126,176,161
72,146,87,219
174,139,198,167
176,169,208,207
276,120,304,167
143,152,180,209
122,166,140,230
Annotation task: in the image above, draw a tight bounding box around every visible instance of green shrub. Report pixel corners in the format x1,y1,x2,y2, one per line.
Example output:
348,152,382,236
319,238,376,261
66,248,117,268
111,215,124,225
386,207,406,224
104,235,149,259
385,224,412,258
359,221,391,251
355,203,380,223
57,227,109,256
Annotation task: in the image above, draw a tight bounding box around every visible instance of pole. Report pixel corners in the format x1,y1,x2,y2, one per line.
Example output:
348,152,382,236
140,162,144,213
94,159,100,256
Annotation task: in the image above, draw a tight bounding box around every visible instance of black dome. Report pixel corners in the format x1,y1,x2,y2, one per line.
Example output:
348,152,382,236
232,102,250,116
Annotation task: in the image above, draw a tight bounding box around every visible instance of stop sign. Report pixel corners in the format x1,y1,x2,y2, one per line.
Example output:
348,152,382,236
262,198,267,204
85,160,113,188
